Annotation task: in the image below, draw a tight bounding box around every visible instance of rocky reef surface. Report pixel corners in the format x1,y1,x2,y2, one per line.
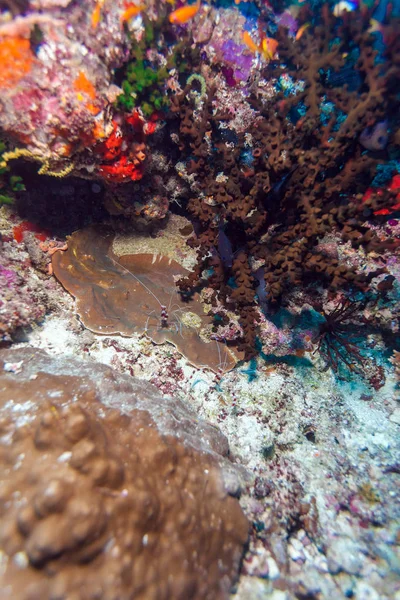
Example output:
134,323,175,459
0,209,397,599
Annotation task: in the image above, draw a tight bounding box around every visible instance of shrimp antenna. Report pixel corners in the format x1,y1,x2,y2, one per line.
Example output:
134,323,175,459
109,255,163,308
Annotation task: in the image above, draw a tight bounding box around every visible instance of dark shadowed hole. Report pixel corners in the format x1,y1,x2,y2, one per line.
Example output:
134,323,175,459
13,163,107,236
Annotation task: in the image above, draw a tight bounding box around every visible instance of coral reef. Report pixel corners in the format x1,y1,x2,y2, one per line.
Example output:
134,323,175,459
115,14,173,117
96,110,154,184
0,1,128,170
0,257,47,340
0,0,171,185
0,1,400,598
170,8,400,356
0,347,248,599
390,349,400,382
20,305,400,600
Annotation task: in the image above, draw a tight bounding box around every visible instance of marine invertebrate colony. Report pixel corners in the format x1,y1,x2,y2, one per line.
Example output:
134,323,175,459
170,7,400,356
0,347,248,599
0,0,141,179
51,225,241,372
0,0,398,365
0,35,34,88
1,2,400,599
115,14,173,118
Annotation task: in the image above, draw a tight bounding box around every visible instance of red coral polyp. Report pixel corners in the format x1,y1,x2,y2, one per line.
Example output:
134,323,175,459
97,121,123,161
363,174,400,216
96,112,155,183
126,110,159,136
99,155,143,183
125,109,144,132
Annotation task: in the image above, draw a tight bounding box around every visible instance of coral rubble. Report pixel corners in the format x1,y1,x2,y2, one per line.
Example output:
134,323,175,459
0,347,248,599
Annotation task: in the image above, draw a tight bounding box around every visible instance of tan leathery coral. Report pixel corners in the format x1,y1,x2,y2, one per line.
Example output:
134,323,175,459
51,225,242,372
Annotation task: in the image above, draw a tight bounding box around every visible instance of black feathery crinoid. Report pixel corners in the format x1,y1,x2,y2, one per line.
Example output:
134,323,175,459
313,295,370,373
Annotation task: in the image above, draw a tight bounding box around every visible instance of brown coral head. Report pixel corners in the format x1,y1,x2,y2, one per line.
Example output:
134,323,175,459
0,347,249,599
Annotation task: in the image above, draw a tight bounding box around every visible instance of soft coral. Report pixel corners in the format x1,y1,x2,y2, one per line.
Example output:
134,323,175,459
99,154,144,183
96,110,157,183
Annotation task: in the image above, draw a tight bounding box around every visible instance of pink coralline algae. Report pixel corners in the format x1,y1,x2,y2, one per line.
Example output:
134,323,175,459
0,262,46,340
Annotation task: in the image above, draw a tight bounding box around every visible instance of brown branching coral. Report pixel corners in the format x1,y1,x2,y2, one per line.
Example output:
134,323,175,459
231,252,260,355
0,347,249,599
171,8,400,357
51,225,242,372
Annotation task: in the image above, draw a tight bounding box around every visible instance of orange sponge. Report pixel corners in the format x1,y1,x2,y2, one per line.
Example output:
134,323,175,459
0,36,34,88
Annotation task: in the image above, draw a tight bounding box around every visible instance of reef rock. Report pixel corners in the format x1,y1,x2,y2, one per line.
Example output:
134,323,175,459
0,347,248,600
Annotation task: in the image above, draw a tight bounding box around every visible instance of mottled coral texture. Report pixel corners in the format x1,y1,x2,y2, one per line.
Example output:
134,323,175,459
390,349,400,382
0,263,46,340
0,348,248,600
171,10,400,356
51,225,242,371
0,217,55,340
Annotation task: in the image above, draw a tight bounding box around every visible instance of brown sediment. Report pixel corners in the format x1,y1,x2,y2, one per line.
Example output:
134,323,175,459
52,225,243,372
0,347,249,600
